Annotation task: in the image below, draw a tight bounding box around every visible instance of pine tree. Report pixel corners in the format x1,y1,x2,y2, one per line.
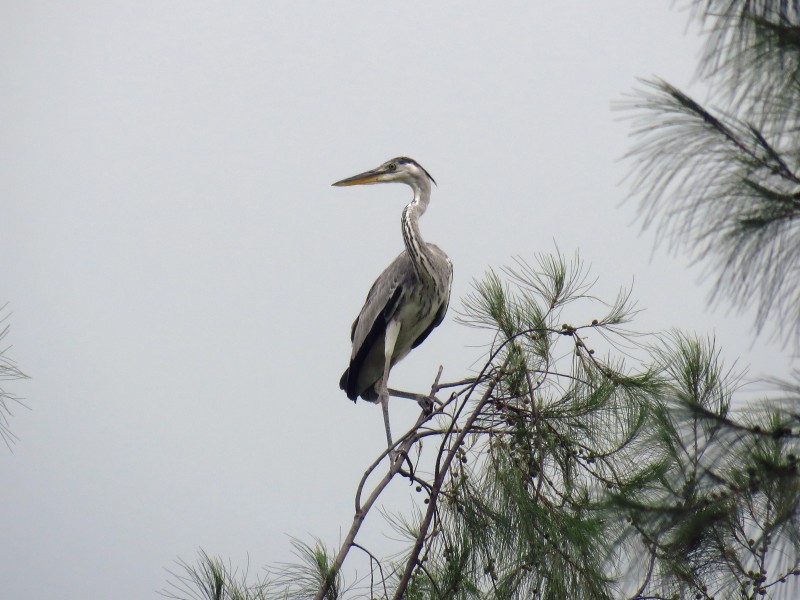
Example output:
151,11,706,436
625,0,800,350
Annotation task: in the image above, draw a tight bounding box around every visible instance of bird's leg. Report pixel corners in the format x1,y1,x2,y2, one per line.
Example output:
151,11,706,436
378,320,402,459
387,388,438,414
388,366,446,415
380,393,392,449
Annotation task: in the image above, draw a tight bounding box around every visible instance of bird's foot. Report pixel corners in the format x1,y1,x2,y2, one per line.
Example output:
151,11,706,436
417,395,434,415
388,447,410,470
388,388,440,414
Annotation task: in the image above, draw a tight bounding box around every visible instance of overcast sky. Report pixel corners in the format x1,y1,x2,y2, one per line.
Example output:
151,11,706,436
1,2,793,599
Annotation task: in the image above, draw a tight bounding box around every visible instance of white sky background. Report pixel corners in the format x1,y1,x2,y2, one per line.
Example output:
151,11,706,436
1,2,794,598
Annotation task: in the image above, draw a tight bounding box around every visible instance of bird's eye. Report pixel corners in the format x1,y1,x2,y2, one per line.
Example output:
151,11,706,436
387,163,397,171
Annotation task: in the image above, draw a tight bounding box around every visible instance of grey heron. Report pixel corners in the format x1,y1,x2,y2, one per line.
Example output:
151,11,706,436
333,157,453,451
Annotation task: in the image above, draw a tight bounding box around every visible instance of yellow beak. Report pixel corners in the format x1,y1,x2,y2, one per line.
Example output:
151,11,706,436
331,168,385,187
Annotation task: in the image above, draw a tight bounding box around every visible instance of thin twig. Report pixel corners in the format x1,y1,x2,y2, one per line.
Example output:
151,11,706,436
391,367,505,599
314,408,434,600
351,543,390,600
628,549,657,600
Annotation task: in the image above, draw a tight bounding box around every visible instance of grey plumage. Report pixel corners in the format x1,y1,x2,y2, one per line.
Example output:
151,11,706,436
333,157,452,448
340,245,451,400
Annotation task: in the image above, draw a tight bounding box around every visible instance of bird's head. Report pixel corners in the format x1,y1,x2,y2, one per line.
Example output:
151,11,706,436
332,157,436,190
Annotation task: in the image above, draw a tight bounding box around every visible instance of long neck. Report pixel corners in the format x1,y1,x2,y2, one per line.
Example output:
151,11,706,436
401,179,438,282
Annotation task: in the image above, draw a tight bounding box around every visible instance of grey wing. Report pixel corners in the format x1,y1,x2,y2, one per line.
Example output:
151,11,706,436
349,251,412,350
340,251,413,400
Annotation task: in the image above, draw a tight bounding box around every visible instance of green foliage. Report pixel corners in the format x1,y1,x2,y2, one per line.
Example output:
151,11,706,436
395,251,643,599
164,248,800,599
616,4,800,589
163,540,343,600
607,334,800,598
625,2,800,349
162,550,270,600
0,306,28,450
398,255,800,599
268,538,343,600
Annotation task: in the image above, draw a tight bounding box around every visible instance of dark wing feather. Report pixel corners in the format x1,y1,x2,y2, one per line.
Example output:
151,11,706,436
410,299,447,350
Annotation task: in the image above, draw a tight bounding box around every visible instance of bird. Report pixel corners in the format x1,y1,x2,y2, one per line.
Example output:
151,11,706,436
332,157,453,451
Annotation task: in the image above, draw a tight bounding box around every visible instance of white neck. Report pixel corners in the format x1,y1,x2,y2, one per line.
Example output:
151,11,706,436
401,179,436,282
